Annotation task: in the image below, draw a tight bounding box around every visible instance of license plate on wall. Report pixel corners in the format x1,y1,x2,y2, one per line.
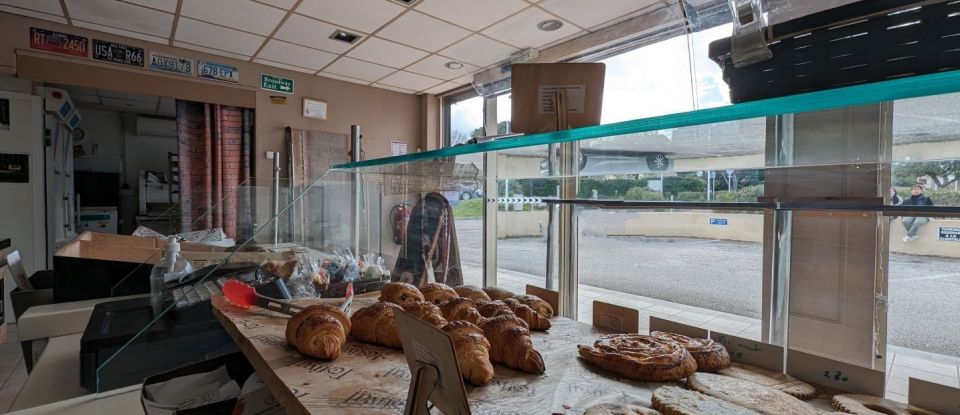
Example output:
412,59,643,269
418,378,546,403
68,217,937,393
92,39,145,67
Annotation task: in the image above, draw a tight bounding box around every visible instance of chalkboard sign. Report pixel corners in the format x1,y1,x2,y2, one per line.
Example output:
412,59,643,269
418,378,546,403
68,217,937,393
92,39,144,67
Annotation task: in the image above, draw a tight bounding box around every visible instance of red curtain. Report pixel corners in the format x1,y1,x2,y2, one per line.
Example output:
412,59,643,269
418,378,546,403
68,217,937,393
176,101,253,239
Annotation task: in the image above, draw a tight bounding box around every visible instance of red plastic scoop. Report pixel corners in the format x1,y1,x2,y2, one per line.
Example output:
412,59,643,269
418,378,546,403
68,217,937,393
222,279,354,315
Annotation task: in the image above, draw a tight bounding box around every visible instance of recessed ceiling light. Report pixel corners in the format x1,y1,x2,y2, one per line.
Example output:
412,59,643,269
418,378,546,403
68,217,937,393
444,61,464,70
330,30,361,44
537,19,563,32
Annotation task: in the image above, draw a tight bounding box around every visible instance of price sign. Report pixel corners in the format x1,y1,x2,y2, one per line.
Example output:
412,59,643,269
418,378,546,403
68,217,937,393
649,316,707,339
786,349,884,396
92,39,144,67
710,331,784,371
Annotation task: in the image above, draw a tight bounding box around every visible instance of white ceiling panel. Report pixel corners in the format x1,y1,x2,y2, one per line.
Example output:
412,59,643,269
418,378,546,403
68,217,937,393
65,0,174,38
123,0,179,13
483,7,581,49
274,14,359,54
253,0,298,10
439,34,517,67
405,54,477,81
377,10,470,52
540,0,657,30
296,0,405,33
371,83,415,94
253,58,316,74
416,0,529,31
0,5,66,23
257,40,338,70
346,37,428,69
378,70,443,91
423,81,464,95
158,96,176,117
99,89,158,103
72,20,169,44
324,57,395,82
318,72,371,85
175,17,266,56
173,41,251,60
180,0,286,36
0,0,62,16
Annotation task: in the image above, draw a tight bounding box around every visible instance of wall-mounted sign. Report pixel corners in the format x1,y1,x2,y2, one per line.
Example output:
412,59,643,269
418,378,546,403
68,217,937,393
391,141,407,156
198,60,239,83
939,227,960,241
269,96,287,105
29,27,88,58
149,52,193,76
261,74,294,94
92,39,144,67
302,98,327,120
709,218,728,225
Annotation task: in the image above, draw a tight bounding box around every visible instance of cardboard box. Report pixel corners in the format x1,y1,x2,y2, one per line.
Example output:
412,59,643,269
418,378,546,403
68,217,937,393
510,63,605,134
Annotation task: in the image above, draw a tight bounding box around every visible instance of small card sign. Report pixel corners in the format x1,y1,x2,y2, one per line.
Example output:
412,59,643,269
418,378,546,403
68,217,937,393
29,27,87,57
592,301,638,333
710,331,784,372
394,310,470,415
649,316,708,339
939,227,960,242
909,378,960,414
786,349,885,396
198,60,239,83
92,39,144,67
148,52,193,76
303,97,327,120
525,285,559,316
391,141,407,156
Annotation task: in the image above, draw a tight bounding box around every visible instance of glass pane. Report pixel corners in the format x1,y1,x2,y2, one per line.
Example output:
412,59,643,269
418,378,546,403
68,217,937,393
496,93,512,134
449,94,484,146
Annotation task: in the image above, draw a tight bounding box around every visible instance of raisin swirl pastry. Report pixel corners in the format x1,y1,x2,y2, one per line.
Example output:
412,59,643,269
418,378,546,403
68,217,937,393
651,331,730,372
577,334,697,382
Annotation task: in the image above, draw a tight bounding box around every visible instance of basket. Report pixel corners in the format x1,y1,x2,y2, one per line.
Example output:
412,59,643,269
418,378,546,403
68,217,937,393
709,0,960,103
319,276,387,298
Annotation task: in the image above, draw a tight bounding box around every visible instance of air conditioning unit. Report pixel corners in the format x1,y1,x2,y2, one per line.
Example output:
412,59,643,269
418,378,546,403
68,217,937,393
136,116,177,137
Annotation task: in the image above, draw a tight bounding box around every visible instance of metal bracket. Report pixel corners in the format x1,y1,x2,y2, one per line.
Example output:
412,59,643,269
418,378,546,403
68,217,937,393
729,0,772,68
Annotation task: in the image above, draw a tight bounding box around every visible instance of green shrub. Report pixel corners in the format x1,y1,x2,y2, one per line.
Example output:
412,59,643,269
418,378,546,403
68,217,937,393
578,178,643,199
675,191,706,201
715,185,765,202
624,187,664,201
452,199,483,218
664,176,707,194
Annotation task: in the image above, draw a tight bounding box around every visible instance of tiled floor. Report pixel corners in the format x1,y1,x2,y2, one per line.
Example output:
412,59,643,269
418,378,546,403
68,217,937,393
466,266,960,403
0,324,27,413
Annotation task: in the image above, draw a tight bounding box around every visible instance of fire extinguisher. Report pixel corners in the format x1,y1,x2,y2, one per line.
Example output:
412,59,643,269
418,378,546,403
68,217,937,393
389,201,412,245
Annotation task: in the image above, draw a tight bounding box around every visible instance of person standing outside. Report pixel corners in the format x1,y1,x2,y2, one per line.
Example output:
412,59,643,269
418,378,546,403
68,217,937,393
901,185,934,241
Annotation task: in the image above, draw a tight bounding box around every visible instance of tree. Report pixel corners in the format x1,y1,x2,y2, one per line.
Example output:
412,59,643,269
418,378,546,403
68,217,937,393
894,161,960,188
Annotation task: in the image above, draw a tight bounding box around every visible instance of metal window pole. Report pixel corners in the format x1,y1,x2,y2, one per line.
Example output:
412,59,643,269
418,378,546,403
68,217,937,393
272,154,281,245
557,141,579,318
482,153,498,288
351,125,362,255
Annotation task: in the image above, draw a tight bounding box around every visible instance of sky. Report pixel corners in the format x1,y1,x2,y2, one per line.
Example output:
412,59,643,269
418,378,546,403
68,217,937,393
448,24,733,144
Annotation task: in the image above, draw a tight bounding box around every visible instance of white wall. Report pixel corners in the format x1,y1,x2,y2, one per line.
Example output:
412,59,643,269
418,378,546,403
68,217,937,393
120,113,176,187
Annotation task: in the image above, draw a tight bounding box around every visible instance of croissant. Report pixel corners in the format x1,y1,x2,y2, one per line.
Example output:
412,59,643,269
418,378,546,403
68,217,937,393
477,300,515,318
454,285,491,303
401,301,449,329
482,286,515,301
479,314,545,374
439,297,483,324
514,294,554,319
285,304,351,361
380,282,425,306
503,298,551,331
420,283,459,305
350,301,403,349
442,321,495,386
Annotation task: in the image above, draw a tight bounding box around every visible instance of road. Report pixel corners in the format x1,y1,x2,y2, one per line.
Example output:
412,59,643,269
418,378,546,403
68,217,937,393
455,217,960,357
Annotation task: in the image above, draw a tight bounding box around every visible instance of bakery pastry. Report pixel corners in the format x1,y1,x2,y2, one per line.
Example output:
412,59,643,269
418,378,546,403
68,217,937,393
651,331,730,372
686,372,817,415
478,314,545,374
577,334,697,382
380,282,425,306
514,294,554,319
831,394,938,415
652,385,760,415
442,321,495,386
439,297,483,324
584,403,662,415
350,301,403,349
285,304,350,361
401,301,448,329
716,362,816,400
482,286,516,301
262,259,298,279
477,300,515,318
503,298,551,331
420,283,459,305
454,285,491,303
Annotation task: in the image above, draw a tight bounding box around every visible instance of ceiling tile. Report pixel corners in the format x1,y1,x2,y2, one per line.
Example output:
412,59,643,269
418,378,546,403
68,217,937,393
405,54,477,81
423,81,464,95
324,57,395,82
416,0,528,31
378,70,442,91
318,72,371,85
123,0,178,13
346,37,428,69
65,0,173,38
175,17,265,56
482,7,581,49
99,89,158,103
257,40,338,70
158,96,176,117
0,5,66,23
540,0,656,30
253,0,297,9
100,97,157,113
0,0,62,16
377,10,470,52
371,83,415,94
72,20,169,44
174,41,250,60
274,14,359,54
296,0,404,33
253,58,316,74
439,34,517,67
180,0,286,36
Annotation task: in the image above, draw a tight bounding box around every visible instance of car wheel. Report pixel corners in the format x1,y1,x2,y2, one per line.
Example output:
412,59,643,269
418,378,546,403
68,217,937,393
647,153,669,171
461,192,472,200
